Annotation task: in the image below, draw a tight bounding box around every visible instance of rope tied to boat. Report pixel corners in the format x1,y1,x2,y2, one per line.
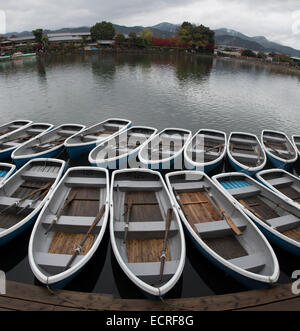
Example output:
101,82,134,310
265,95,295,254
45,277,100,311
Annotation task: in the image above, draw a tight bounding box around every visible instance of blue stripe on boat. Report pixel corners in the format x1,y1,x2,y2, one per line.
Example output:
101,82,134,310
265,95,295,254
220,180,251,190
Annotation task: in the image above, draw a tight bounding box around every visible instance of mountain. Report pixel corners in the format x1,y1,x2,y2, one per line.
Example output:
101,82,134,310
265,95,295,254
215,35,266,52
2,22,300,56
214,27,300,56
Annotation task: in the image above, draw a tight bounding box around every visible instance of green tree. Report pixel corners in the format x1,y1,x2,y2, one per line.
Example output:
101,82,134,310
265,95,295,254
32,29,43,43
90,21,115,41
241,49,257,57
41,35,49,50
140,29,152,46
115,33,126,45
177,22,214,51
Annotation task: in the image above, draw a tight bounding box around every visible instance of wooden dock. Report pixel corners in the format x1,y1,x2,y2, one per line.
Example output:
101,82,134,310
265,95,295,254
0,281,299,311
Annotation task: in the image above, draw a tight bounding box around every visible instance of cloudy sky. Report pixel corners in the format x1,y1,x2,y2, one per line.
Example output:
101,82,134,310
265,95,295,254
1,0,300,49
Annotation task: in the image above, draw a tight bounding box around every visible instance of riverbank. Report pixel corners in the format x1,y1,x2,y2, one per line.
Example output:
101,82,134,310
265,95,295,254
34,47,300,77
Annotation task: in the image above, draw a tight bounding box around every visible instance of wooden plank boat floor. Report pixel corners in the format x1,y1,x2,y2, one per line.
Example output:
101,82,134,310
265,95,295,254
48,232,94,255
63,187,100,217
278,186,300,202
178,192,223,231
282,228,300,243
0,211,28,229
126,191,162,222
239,196,279,221
126,239,170,263
203,236,248,260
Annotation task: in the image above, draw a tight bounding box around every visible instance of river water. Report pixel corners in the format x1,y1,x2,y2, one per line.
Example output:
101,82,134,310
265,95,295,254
0,53,299,298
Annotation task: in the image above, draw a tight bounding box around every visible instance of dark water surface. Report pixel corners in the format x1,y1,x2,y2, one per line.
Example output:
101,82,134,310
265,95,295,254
0,53,299,298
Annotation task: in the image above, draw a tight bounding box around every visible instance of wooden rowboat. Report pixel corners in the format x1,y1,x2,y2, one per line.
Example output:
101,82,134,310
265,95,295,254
64,118,132,159
0,120,32,138
110,168,185,297
29,167,109,288
88,126,157,169
227,132,266,176
184,129,227,173
0,163,16,184
138,128,192,170
0,158,65,246
213,172,300,256
262,130,297,170
0,123,54,161
257,169,300,209
12,124,86,168
166,171,279,289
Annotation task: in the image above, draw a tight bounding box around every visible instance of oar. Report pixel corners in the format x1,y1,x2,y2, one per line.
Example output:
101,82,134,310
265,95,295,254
264,142,290,159
256,146,262,165
259,194,299,218
64,204,106,270
204,186,243,236
32,136,66,149
0,134,30,145
16,187,50,215
44,191,77,235
0,181,52,215
123,197,133,244
204,144,223,154
239,199,263,220
159,208,173,282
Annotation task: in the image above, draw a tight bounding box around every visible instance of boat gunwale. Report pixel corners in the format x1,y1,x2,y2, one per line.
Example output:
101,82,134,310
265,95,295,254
184,128,227,169
0,123,54,154
165,170,279,285
110,167,186,297
261,130,298,165
138,127,192,166
64,118,132,148
11,123,86,160
212,172,300,249
28,166,110,285
227,131,267,173
256,168,300,209
0,158,66,240
88,125,158,165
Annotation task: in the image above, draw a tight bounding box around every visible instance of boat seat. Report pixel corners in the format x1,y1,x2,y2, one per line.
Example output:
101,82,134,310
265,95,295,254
26,129,46,135
64,177,107,187
21,170,57,181
42,215,104,234
228,254,265,273
35,252,83,274
227,186,261,199
172,181,209,192
114,221,178,240
230,137,257,145
0,196,36,210
192,149,220,157
266,215,300,232
266,177,294,187
231,151,258,161
264,135,286,143
202,134,225,143
103,123,123,129
58,130,80,137
127,261,178,282
113,180,162,192
8,125,22,130
195,219,246,239
1,142,19,148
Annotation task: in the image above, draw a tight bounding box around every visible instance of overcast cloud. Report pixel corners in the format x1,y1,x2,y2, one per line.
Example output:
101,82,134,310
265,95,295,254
1,0,300,49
